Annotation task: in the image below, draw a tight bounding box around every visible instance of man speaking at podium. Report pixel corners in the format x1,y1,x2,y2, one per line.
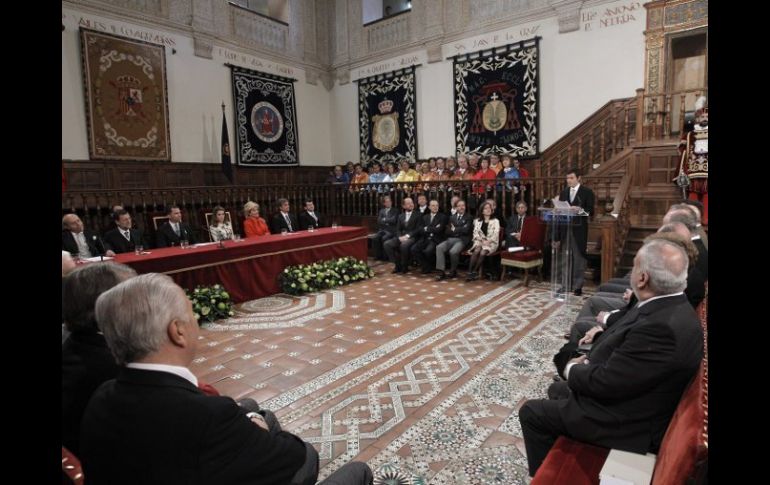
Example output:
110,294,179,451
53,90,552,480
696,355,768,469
553,168,595,296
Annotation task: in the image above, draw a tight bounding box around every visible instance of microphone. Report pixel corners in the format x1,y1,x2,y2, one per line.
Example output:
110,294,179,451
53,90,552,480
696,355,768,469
92,234,107,261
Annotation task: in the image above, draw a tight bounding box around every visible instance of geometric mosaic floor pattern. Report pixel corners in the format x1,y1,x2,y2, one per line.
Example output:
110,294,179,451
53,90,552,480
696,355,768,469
189,260,589,484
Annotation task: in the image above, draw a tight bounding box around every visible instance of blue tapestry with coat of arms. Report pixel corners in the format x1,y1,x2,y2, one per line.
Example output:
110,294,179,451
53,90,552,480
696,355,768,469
230,66,299,166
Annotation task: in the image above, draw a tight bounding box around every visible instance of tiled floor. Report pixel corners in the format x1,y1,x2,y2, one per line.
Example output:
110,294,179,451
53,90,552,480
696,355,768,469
190,260,591,484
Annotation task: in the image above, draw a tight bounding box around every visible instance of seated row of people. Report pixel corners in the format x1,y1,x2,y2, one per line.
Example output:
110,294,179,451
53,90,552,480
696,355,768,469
373,195,532,281
61,199,329,258
518,200,708,478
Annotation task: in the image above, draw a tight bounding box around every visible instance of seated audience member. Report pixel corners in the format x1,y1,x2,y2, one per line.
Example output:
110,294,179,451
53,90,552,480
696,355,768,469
107,205,125,230
520,239,703,477
435,200,473,280
156,205,197,248
662,208,708,279
62,214,115,259
81,273,373,485
350,163,369,191
505,201,529,248
384,197,421,274
466,202,500,281
372,196,399,261
472,158,497,196
209,206,234,242
411,199,447,273
434,158,448,179
448,195,461,216
298,199,324,230
367,162,390,191
329,165,350,184
563,222,705,351
271,198,299,234
62,262,138,455
394,160,419,184
497,155,520,192
677,200,708,249
243,201,269,237
104,210,144,253
416,194,429,214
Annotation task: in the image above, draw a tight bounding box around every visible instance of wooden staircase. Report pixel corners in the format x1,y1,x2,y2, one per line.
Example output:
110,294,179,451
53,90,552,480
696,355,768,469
528,87,701,280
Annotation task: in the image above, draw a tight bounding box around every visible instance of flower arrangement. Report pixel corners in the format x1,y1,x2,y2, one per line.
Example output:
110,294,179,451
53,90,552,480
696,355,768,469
185,284,235,323
279,257,375,295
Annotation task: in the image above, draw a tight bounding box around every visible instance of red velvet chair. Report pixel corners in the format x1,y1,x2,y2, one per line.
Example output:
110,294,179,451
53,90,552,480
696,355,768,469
500,216,546,286
61,446,84,485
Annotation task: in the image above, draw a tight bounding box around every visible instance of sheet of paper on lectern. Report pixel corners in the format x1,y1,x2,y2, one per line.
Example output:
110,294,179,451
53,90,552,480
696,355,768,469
507,246,525,252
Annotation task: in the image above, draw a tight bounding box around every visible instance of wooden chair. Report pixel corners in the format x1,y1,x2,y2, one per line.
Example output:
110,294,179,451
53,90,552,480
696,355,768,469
152,215,169,230
500,216,546,286
204,211,232,242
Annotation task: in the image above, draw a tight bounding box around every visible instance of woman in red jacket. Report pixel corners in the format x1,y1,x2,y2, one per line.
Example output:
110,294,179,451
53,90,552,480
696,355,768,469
243,201,269,237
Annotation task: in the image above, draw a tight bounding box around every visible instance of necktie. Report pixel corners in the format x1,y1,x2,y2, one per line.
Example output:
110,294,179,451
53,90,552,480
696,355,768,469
123,230,131,241
173,223,180,236
517,217,523,232
430,213,434,224
285,214,292,231
405,212,411,223
570,188,576,203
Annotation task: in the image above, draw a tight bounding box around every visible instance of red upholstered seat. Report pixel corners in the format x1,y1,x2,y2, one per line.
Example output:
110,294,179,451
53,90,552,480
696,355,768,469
530,436,609,485
502,249,542,261
62,446,84,485
500,217,546,285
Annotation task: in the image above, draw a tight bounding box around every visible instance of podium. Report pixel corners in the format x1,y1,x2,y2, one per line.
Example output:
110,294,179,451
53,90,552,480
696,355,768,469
538,206,589,324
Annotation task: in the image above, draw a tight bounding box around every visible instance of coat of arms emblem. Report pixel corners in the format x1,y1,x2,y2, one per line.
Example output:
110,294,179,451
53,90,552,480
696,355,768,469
372,98,399,152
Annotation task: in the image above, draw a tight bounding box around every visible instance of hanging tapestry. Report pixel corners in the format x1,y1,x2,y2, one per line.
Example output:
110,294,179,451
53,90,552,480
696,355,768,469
80,28,171,161
453,38,540,158
358,67,417,165
231,66,299,166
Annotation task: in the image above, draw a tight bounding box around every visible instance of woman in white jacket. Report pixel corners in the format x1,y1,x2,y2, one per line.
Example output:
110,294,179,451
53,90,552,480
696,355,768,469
466,201,500,281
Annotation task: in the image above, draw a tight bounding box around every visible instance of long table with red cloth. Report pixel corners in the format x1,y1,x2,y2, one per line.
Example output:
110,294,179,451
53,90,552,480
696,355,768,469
113,227,368,303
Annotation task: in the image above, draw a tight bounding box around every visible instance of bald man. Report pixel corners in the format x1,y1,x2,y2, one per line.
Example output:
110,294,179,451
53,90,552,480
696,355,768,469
62,214,114,259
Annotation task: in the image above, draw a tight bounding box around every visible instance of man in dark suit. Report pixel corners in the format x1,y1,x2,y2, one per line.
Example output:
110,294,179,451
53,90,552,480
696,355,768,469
504,201,529,248
80,273,373,485
62,213,114,258
156,205,197,248
298,199,324,230
62,263,137,455
103,210,144,254
663,208,708,279
271,198,299,234
384,197,422,273
372,195,399,261
519,239,703,477
411,199,447,273
435,200,473,280
554,168,595,295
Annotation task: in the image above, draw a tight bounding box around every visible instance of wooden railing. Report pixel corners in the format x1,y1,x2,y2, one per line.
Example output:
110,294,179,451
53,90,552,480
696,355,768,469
636,87,707,142
535,97,637,180
62,175,625,278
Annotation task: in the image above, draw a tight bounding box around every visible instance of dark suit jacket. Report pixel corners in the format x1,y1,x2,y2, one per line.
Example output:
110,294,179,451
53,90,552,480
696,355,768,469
156,222,196,248
445,212,474,245
298,211,324,230
271,212,299,234
80,368,308,485
504,214,529,247
558,184,595,256
62,331,119,455
563,294,703,454
692,237,708,280
377,207,399,233
62,230,104,256
395,211,422,238
418,212,448,243
103,227,144,254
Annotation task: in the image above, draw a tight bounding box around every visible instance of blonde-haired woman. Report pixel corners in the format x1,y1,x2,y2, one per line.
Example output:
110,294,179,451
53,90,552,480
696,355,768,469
243,201,269,237
466,201,500,281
